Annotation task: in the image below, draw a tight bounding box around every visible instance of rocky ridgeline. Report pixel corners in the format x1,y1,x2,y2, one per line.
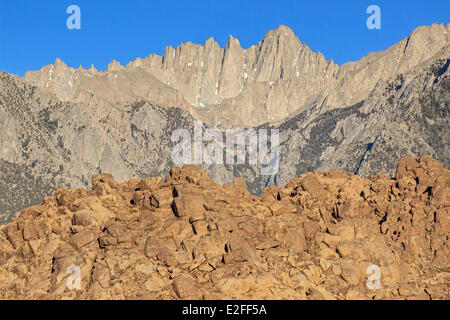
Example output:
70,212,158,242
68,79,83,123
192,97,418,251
1,24,448,224
0,156,448,300
24,24,450,128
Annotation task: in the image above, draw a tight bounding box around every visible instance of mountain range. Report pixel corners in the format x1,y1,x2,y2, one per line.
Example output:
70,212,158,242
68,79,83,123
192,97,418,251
0,23,449,224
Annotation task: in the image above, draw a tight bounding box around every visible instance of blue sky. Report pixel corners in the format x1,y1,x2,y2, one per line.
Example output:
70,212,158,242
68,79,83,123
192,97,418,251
0,0,448,76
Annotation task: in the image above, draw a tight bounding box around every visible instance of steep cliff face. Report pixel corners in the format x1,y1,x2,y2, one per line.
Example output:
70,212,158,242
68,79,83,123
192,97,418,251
23,23,450,127
0,23,449,224
273,54,450,190
0,157,448,299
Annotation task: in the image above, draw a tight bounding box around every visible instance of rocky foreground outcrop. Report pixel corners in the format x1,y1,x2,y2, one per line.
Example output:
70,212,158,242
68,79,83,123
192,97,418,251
0,156,448,300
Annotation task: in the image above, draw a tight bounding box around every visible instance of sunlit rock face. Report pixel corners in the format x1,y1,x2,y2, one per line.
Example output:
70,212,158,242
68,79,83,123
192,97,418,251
0,156,448,299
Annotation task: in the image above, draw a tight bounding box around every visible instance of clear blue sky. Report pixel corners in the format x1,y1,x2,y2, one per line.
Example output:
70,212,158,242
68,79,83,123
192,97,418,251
0,0,448,76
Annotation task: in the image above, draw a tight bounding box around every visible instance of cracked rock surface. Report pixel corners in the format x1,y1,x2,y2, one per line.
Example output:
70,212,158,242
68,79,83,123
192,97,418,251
0,156,448,300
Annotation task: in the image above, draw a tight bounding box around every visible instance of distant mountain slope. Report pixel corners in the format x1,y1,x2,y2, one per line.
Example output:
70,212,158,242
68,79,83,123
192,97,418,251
272,56,450,189
0,72,197,223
